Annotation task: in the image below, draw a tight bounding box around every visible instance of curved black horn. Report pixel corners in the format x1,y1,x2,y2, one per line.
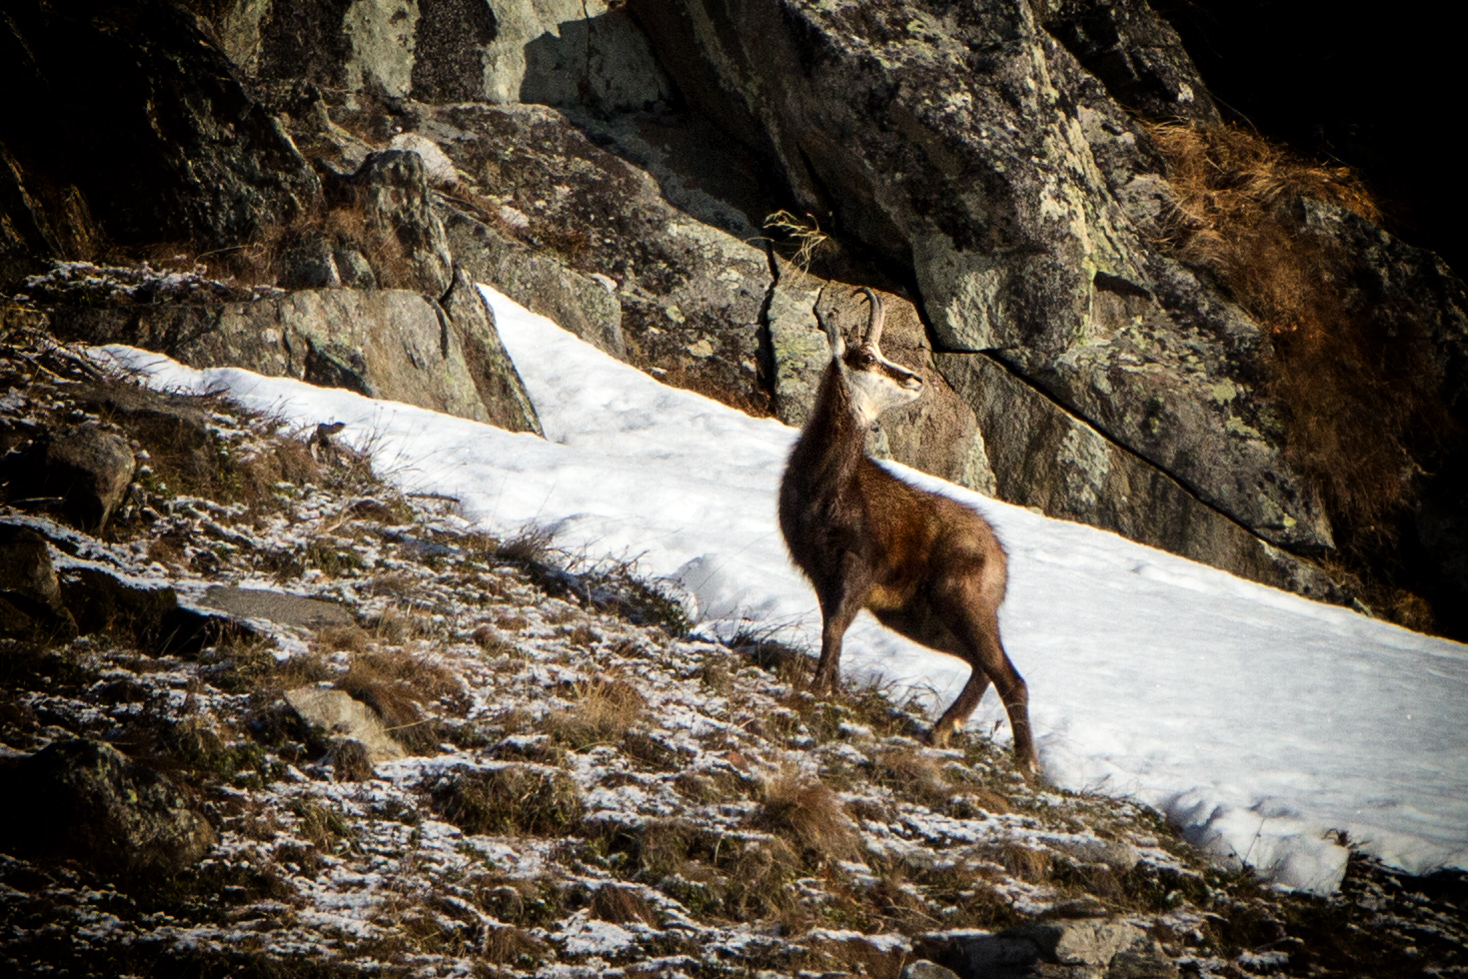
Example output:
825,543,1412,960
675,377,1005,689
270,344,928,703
860,287,885,347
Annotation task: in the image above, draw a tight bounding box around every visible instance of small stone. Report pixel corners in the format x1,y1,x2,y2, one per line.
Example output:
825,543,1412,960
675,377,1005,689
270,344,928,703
285,687,406,764
0,523,77,642
902,960,962,979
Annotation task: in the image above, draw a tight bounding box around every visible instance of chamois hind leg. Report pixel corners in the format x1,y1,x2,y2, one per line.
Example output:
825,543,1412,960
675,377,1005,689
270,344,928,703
936,591,1038,774
813,564,871,695
928,668,991,749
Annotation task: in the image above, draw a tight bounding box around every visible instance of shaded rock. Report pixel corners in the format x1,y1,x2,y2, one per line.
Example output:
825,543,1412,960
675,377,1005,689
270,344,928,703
0,523,77,642
200,586,354,631
441,266,543,435
416,102,771,408
631,0,1330,550
937,352,1343,602
1042,0,1220,124
0,738,216,875
284,687,406,764
58,566,222,656
0,0,320,273
331,149,454,296
388,132,459,189
277,231,343,289
925,918,1177,978
441,201,627,359
220,0,668,111
334,247,378,288
53,287,532,430
1,425,134,532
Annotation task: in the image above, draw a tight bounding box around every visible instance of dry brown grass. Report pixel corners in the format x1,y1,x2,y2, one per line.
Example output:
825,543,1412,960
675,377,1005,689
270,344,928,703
1151,122,1456,590
589,885,658,926
871,748,953,809
753,771,861,864
429,764,585,836
335,649,465,752
544,676,646,749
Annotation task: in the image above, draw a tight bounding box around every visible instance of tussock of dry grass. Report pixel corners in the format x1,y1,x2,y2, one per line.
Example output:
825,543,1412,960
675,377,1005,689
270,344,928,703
429,765,584,837
335,649,464,752
545,676,646,749
754,771,861,864
1152,123,1455,620
589,885,658,926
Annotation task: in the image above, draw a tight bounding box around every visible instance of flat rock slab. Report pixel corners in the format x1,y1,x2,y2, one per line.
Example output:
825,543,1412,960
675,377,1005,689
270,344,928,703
201,586,353,630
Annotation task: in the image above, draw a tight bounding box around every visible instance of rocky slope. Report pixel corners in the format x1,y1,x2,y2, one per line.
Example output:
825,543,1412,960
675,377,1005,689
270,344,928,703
2,329,1466,978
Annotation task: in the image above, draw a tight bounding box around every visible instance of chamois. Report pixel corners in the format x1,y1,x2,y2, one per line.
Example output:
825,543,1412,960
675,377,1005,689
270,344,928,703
778,288,1038,772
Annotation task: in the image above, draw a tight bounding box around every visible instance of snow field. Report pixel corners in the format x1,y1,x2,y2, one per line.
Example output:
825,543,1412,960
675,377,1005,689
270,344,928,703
92,284,1468,893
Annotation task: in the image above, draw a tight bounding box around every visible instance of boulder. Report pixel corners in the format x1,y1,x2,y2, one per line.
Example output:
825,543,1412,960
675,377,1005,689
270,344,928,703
331,149,454,296
284,687,407,764
414,102,772,406
441,266,545,435
0,738,216,875
216,0,670,112
0,523,78,642
0,0,320,276
52,285,540,434
629,0,1331,552
0,425,134,532
57,566,223,656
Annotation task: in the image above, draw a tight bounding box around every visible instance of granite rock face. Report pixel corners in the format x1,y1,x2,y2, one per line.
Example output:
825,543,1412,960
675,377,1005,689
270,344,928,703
0,739,216,876
629,0,1331,552
0,0,321,279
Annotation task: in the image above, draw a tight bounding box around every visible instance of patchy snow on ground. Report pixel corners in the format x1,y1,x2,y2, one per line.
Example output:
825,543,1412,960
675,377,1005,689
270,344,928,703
92,284,1468,894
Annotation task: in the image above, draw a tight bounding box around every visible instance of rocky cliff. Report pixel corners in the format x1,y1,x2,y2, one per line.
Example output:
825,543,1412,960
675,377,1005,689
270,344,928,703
3,0,1465,635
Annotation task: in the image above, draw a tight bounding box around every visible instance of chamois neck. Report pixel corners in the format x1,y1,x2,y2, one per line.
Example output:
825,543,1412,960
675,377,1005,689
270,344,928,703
791,360,868,473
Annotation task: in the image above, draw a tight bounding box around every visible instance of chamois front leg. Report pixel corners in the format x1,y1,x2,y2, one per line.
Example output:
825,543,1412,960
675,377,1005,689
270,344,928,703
813,563,871,695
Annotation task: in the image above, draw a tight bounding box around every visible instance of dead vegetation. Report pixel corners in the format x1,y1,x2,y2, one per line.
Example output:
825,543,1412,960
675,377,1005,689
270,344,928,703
1151,122,1458,626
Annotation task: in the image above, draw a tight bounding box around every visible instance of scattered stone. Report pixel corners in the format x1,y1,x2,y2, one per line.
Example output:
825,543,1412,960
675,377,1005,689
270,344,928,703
1051,837,1142,874
0,523,77,642
1,425,135,532
284,687,406,764
200,585,354,631
0,738,216,875
901,961,961,979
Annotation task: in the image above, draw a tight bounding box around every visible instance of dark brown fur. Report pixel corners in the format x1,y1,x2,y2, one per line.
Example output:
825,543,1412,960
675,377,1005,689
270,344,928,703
778,293,1038,771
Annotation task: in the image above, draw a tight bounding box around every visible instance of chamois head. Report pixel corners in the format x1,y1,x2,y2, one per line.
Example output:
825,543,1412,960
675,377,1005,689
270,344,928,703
824,287,923,426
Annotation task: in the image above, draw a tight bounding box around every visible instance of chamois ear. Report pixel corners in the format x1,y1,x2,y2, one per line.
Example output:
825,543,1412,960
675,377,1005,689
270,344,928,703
817,307,845,360
859,287,885,348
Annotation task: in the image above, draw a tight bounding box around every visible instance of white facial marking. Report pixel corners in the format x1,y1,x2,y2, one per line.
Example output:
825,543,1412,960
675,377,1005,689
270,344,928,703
844,345,922,426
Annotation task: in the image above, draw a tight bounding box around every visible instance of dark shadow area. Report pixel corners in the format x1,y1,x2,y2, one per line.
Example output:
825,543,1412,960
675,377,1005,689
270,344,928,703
1152,0,1467,278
